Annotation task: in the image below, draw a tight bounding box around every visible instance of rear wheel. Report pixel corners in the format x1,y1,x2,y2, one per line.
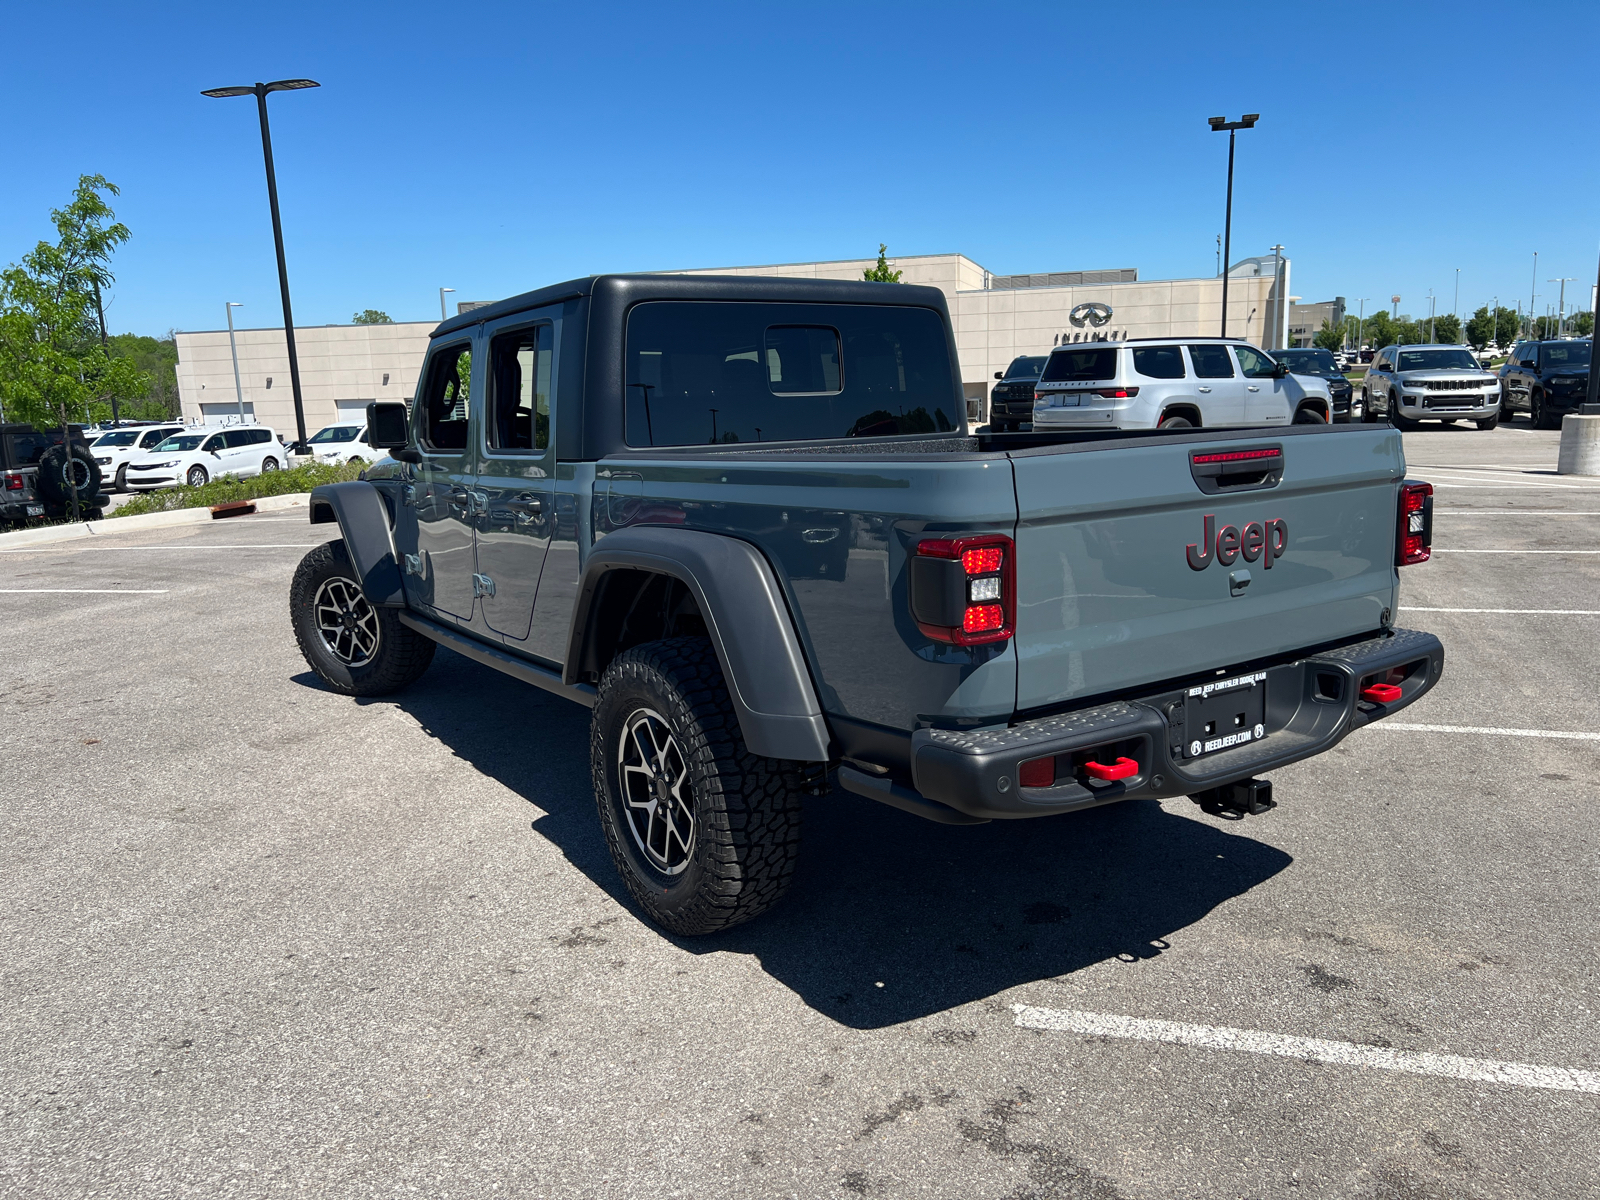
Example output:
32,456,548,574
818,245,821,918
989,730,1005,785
591,637,803,935
1158,414,1193,430
261,457,280,473
290,538,435,696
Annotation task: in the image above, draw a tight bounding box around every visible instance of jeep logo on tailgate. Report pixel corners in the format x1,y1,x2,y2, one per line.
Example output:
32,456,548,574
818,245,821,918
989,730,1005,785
1186,514,1287,571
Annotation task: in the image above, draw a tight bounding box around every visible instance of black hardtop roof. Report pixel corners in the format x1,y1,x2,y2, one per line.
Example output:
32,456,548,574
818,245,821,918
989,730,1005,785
430,273,950,339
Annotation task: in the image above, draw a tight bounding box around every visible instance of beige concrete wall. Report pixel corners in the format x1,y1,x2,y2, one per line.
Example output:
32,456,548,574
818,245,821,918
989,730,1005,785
175,322,433,435
666,253,986,302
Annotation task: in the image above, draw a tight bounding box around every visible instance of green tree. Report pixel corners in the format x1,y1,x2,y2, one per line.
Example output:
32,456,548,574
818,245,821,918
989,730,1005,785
1313,319,1345,352
862,243,902,283
1570,311,1594,337
0,175,148,430
106,331,180,418
352,309,393,324
1464,305,1523,349
1431,313,1462,344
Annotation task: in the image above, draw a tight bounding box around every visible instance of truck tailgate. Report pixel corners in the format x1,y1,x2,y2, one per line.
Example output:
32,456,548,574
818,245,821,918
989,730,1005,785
1010,427,1404,713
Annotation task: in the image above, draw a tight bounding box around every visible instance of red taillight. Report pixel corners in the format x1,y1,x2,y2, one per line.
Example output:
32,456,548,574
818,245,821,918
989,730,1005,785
1018,756,1056,788
961,547,1003,574
3,473,21,491
1397,480,1433,565
910,533,1015,646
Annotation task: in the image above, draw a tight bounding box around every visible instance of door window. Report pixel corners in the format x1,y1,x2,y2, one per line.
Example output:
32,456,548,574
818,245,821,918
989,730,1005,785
487,324,552,452
202,435,225,452
418,343,473,450
1188,345,1235,378
1233,346,1276,378
1132,346,1185,379
223,430,252,449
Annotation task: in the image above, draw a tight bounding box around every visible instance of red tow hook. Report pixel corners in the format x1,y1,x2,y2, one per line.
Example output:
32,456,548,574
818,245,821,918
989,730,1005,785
1361,683,1403,703
1084,757,1138,782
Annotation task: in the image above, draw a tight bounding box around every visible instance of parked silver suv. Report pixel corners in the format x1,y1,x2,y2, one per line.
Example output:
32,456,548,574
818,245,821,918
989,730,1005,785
1361,344,1501,430
1032,339,1333,430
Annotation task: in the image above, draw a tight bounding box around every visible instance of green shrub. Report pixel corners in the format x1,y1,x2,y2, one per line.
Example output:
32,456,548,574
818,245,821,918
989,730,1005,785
107,460,367,518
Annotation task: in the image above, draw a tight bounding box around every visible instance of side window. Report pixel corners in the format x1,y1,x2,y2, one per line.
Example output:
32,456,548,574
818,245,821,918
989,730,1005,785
1132,346,1185,379
1188,345,1235,378
141,429,167,448
1234,346,1276,378
418,342,473,451
250,429,270,445
487,324,553,452
223,430,251,448
202,435,225,452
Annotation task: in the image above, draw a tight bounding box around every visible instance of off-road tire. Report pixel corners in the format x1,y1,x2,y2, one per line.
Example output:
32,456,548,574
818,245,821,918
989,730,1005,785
290,538,435,696
591,637,803,935
36,442,101,506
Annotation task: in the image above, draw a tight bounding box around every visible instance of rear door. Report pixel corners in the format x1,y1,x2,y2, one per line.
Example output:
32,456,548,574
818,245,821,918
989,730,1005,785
1009,428,1402,713
1185,344,1246,425
471,315,558,643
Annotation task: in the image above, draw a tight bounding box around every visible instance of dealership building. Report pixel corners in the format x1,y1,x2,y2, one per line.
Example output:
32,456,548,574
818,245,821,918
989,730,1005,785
174,251,1295,431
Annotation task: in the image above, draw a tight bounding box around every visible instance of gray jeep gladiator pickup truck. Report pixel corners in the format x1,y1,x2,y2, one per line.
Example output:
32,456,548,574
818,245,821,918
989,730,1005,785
290,274,1444,934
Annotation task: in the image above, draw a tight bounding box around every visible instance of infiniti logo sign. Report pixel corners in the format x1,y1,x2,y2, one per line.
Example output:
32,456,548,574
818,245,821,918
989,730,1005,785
1069,301,1113,328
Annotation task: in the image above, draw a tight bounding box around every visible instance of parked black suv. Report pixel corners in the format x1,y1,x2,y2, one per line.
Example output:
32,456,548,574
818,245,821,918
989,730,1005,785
987,354,1046,432
0,424,107,526
1500,338,1592,428
1274,348,1355,422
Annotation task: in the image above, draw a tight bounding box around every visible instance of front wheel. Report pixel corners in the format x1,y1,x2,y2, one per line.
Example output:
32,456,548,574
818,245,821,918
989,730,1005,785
186,465,209,487
1532,390,1557,430
1293,405,1327,424
114,464,128,492
290,538,435,696
1476,413,1499,430
591,638,803,935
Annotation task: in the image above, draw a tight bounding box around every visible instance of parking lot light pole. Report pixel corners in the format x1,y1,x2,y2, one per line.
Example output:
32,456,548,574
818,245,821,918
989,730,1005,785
440,287,455,322
1354,298,1369,356
1549,278,1574,336
1529,251,1538,338
201,79,319,452
225,302,245,424
1208,114,1259,338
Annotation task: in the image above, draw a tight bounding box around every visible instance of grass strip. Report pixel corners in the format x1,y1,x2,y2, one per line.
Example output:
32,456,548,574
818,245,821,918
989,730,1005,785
108,460,366,518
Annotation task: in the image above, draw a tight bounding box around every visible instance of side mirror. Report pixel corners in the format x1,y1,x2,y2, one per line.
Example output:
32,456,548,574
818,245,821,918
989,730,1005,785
1272,361,1290,379
366,401,410,449
994,372,1004,380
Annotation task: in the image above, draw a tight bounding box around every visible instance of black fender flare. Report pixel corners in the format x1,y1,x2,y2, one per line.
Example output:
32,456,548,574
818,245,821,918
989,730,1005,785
308,482,405,607
566,526,831,762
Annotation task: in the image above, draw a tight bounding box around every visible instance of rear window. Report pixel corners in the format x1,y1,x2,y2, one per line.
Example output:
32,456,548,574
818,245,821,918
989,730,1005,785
1542,342,1592,368
624,302,958,445
1131,346,1185,379
155,435,207,452
2,431,56,467
1040,347,1117,383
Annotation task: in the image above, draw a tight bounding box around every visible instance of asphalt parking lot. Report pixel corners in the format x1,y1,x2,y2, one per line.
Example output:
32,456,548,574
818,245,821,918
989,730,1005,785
2,423,1597,1200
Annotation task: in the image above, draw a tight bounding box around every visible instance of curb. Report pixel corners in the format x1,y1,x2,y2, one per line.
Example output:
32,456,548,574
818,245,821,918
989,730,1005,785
0,492,311,550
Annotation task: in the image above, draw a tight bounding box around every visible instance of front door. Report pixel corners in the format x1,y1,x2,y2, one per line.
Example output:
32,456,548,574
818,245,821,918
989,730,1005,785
409,338,479,622
1185,344,1246,426
472,318,557,643
1234,344,1291,424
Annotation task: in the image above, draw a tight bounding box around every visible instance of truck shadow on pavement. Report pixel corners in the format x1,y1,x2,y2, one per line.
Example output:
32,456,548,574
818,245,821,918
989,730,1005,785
375,649,1294,1030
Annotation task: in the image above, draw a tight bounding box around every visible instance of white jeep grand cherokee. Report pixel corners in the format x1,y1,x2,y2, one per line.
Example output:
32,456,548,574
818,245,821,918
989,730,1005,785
1032,339,1333,430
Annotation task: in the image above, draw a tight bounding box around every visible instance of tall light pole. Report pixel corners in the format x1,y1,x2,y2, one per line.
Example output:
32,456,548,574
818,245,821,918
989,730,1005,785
439,287,456,322
201,78,320,452
1491,295,1498,349
1549,277,1574,336
1427,290,1436,343
1529,251,1538,338
1208,113,1259,337
225,302,245,425
1453,267,1460,329
1268,243,1286,349
1354,298,1369,354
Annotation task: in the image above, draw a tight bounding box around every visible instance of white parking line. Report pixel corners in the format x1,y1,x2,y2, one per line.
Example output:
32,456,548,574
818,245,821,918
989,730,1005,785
1431,549,1600,555
0,588,169,594
1434,511,1600,516
0,544,319,554
1011,1005,1600,1094
1402,607,1600,614
1376,723,1600,742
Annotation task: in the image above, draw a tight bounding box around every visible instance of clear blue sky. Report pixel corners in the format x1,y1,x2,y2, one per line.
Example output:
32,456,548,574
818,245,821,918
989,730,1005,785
5,0,1597,337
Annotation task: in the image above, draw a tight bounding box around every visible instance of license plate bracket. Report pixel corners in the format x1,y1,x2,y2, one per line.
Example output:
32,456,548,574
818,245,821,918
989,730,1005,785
1183,671,1267,758
26,504,44,517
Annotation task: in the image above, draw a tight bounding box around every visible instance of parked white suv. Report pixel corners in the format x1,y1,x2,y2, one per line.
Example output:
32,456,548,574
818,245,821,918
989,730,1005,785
305,422,377,465
89,423,186,491
124,425,284,490
1032,339,1333,430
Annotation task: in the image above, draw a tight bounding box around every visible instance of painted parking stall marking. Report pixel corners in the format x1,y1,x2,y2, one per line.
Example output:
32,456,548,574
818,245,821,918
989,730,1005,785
0,588,169,594
1402,607,1600,615
1376,722,1600,742
1011,1005,1600,1094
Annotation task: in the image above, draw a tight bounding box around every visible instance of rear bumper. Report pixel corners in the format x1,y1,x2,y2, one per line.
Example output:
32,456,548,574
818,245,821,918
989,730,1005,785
886,628,1443,821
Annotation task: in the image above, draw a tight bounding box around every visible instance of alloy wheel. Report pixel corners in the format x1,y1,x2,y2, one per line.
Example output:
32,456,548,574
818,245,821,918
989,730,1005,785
617,707,696,876
313,575,380,668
